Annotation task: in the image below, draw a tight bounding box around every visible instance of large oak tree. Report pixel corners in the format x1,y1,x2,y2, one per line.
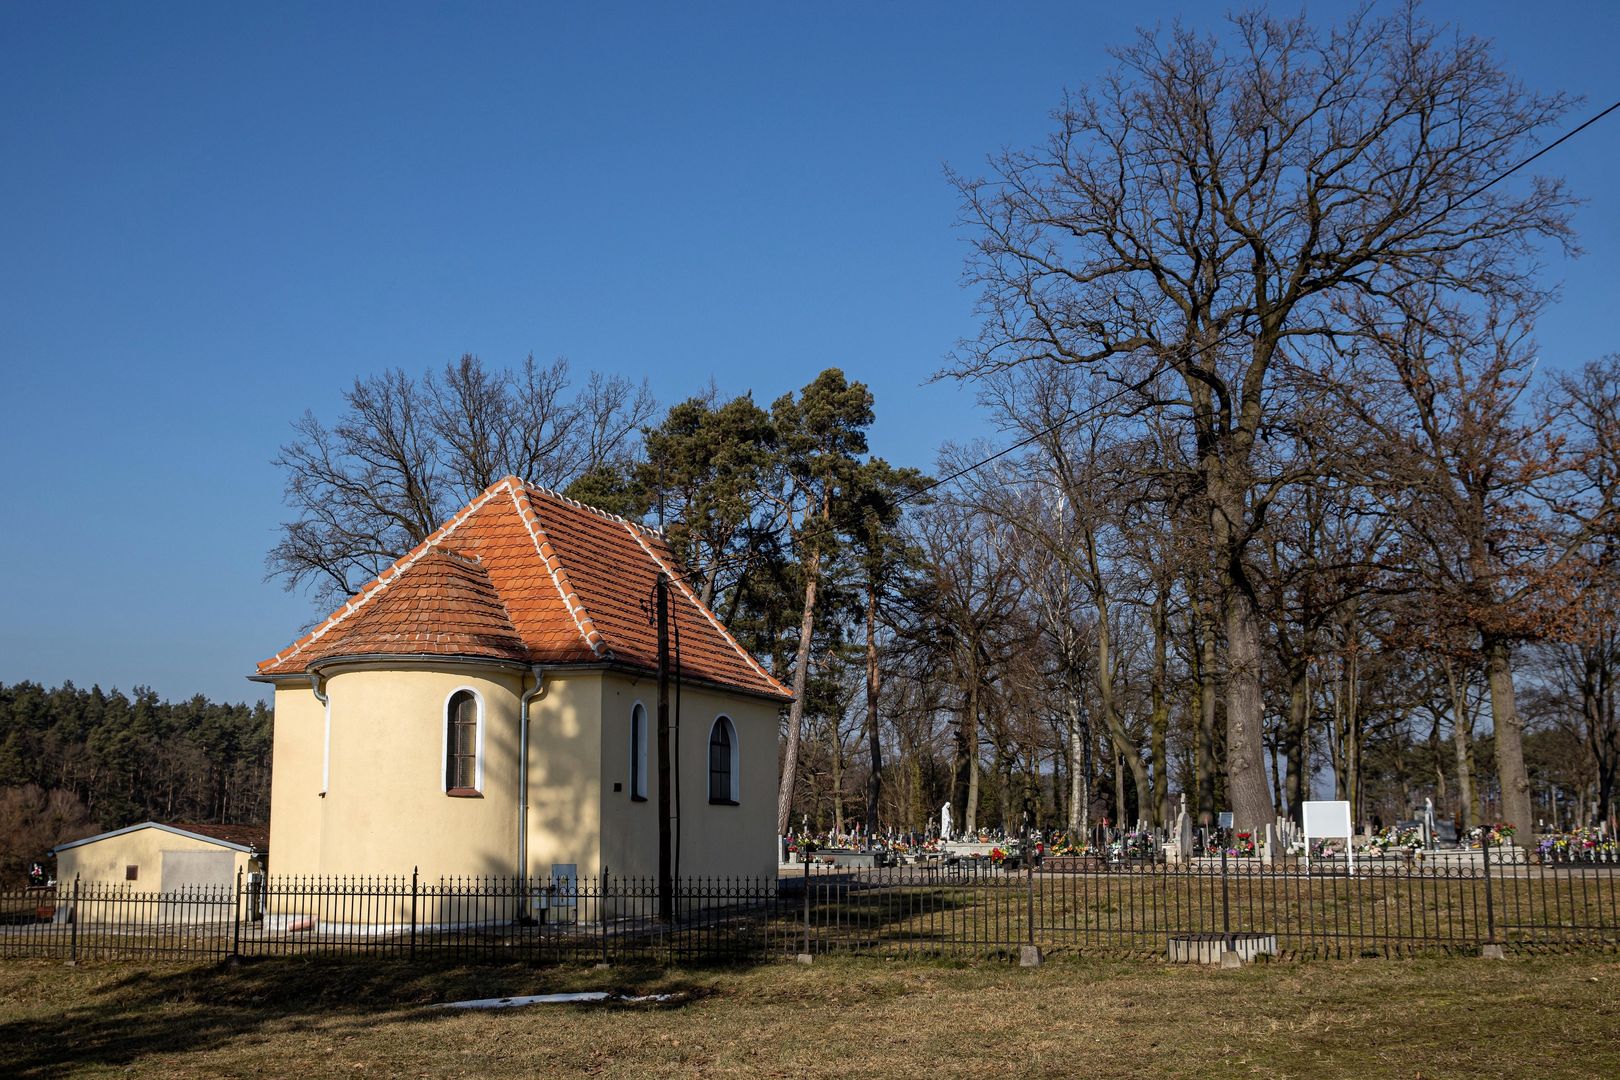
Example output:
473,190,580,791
948,5,1574,834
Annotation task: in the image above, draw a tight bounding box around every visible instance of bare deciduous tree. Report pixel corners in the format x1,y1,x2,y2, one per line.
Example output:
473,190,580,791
949,5,1574,833
269,354,655,610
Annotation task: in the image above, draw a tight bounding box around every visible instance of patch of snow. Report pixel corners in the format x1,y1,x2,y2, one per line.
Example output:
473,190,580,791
436,991,674,1010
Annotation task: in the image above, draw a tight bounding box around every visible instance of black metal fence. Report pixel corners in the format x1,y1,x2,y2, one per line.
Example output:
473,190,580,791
3,842,1616,966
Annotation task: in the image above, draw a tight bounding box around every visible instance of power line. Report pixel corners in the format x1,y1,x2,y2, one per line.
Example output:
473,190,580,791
1407,97,1620,239
680,95,1620,578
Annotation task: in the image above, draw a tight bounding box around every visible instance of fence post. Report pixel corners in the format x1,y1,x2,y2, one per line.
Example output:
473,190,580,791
1021,830,1041,967
1026,846,1035,946
1220,847,1231,944
799,859,812,963
1480,834,1503,958
410,866,419,960
232,868,243,961
599,871,610,967
69,874,80,965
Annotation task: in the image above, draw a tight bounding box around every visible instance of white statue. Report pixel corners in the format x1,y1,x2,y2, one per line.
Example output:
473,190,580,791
940,802,954,842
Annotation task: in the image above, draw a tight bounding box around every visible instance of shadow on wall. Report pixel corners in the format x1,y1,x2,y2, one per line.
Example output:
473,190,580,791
0,956,712,1079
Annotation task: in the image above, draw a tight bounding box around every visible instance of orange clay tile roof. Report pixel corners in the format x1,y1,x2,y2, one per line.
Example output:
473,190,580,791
257,477,792,701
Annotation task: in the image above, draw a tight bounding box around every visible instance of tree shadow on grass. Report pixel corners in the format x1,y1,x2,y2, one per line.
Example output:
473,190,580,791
0,956,714,1078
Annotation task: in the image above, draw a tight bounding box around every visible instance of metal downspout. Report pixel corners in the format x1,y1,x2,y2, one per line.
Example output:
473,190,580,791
518,666,545,914
308,673,330,795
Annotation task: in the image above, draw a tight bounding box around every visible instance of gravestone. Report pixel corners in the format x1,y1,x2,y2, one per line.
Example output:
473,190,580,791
1178,799,1195,866
1262,823,1276,866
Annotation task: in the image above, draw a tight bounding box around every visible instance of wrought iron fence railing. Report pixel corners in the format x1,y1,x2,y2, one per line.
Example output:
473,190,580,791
3,840,1615,965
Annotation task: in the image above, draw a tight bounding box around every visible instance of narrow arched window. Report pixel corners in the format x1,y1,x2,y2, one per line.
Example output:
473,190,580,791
446,690,480,795
708,716,738,805
630,702,649,801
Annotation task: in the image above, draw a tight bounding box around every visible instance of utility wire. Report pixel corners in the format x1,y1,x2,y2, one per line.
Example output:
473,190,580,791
677,96,1620,581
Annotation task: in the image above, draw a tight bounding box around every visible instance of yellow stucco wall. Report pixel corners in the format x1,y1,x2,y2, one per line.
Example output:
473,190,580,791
523,669,602,881
268,662,605,882
265,663,779,898
267,680,324,873
56,826,258,890
599,673,780,884
270,664,530,878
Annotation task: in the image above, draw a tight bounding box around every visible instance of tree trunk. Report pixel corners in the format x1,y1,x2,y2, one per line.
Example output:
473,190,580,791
1149,590,1171,827
962,677,981,835
1095,593,1150,825
908,754,924,835
775,549,821,836
1342,647,1362,827
996,746,1014,833
1066,693,1088,837
1443,658,1477,830
1582,642,1618,830
864,580,883,837
1222,582,1273,834
1483,633,1534,849
1283,664,1310,822
830,717,844,838
1428,714,1449,806
1110,745,1126,830
1195,598,1219,827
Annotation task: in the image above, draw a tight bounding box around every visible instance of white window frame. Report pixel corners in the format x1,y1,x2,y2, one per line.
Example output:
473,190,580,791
708,715,739,805
441,686,486,795
629,701,649,800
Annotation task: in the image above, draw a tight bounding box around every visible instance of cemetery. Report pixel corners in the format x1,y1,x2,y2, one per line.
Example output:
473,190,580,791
12,791,1616,970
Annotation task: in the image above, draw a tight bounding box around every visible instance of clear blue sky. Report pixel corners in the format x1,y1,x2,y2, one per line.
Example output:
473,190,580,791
3,2,1617,705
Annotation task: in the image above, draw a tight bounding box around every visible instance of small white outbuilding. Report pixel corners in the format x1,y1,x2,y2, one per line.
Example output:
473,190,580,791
51,821,267,892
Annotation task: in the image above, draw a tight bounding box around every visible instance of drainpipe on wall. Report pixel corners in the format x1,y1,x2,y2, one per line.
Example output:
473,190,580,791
308,673,330,796
517,665,546,920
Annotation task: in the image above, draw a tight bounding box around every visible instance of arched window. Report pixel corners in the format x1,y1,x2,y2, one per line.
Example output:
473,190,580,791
445,690,481,795
630,702,649,801
708,716,738,805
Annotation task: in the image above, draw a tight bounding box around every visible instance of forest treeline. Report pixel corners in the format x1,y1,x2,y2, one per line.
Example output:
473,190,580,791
268,6,1619,849
0,681,272,876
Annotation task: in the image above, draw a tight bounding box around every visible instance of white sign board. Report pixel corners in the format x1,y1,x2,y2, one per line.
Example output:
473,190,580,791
1302,800,1354,875
1303,800,1351,839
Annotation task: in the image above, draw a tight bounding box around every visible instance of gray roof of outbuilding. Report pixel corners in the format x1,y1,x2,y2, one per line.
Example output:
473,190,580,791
49,821,268,856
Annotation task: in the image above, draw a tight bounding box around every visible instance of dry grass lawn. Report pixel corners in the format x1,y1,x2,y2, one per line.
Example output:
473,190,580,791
1,952,1616,1078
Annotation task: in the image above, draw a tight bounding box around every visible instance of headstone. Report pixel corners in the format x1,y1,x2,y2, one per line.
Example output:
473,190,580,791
1262,823,1275,866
